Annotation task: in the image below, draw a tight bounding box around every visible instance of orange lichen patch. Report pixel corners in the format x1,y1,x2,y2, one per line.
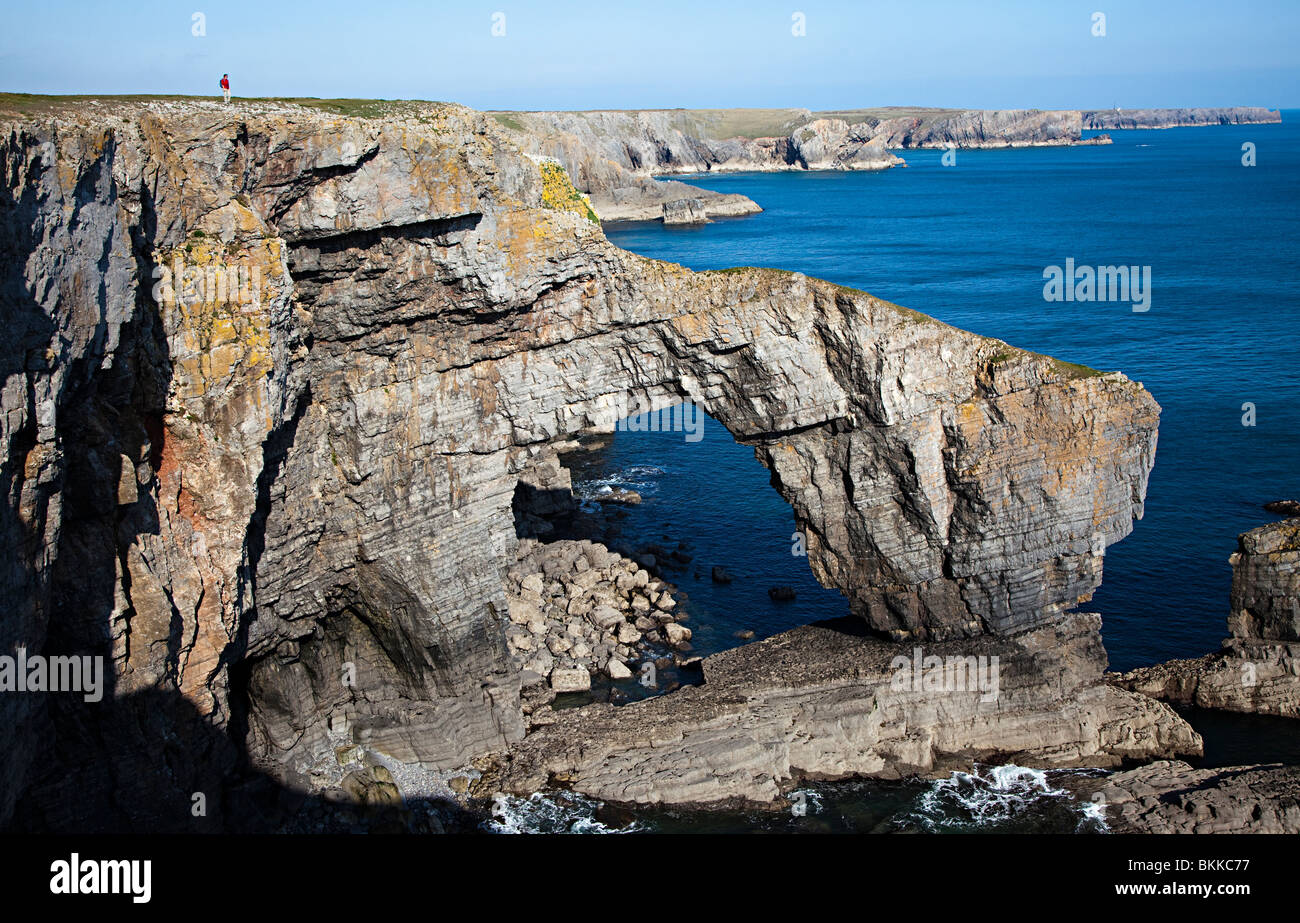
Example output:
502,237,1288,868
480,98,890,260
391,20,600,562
668,310,718,341
157,237,284,414
956,401,983,425
493,208,560,274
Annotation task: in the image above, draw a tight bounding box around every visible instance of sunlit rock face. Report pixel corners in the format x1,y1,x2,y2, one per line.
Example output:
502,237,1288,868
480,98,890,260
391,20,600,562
1,100,1159,828
1116,517,1300,719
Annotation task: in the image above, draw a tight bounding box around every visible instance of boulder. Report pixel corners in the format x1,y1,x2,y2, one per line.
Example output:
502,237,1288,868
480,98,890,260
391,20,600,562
550,668,591,693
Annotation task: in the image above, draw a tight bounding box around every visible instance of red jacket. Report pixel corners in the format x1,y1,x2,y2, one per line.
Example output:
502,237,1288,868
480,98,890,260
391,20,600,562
220,77,229,89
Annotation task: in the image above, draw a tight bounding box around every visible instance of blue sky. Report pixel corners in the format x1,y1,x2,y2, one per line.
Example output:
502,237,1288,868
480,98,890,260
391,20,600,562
2,0,1296,110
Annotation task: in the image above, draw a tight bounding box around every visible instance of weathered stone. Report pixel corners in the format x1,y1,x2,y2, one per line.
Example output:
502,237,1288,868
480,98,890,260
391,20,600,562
0,98,1163,831
664,624,692,646
550,669,591,693
1077,760,1300,834
493,616,1199,807
1114,517,1300,718
662,198,709,226
616,623,642,644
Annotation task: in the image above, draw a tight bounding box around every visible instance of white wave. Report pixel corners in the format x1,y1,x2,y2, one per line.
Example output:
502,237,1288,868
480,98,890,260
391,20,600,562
571,464,667,502
483,791,642,835
787,787,824,815
905,764,1109,832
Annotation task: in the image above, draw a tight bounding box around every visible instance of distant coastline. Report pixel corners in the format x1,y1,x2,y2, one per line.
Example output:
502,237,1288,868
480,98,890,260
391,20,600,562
492,105,1282,223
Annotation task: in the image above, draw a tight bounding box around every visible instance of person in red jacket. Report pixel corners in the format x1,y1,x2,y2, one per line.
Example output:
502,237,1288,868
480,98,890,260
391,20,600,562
220,74,230,105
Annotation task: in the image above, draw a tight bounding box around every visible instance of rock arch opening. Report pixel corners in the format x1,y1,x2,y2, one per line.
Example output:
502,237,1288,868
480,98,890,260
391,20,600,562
504,398,850,706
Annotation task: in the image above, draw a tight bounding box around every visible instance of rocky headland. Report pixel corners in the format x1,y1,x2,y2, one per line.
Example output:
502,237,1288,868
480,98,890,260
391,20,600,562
492,105,1278,223
1113,516,1300,718
0,93,1284,834
1081,106,1281,130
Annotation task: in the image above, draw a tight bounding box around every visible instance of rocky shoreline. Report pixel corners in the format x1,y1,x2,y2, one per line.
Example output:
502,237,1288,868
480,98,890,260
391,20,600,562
496,105,1278,223
1081,106,1282,130
484,612,1199,807
1071,760,1300,834
0,94,1292,834
1112,516,1300,719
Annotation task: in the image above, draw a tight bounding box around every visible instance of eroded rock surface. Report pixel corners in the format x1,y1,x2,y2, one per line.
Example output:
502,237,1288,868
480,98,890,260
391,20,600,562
503,537,685,687
1081,760,1300,834
1114,517,1300,718
1082,107,1281,130
2,98,1165,829
489,615,1200,806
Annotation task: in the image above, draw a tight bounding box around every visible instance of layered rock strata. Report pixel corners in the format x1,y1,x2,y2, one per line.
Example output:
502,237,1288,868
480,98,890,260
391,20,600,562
1082,107,1281,130
1078,760,1300,834
1114,517,1300,717
1,97,1166,829
499,105,1279,223
494,110,902,222
488,615,1201,806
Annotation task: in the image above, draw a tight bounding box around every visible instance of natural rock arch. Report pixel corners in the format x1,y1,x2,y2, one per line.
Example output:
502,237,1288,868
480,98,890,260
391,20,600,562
1,103,1160,816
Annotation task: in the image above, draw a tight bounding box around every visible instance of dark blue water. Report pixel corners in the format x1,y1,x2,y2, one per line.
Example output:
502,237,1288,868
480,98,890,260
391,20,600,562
565,419,850,660
603,116,1300,672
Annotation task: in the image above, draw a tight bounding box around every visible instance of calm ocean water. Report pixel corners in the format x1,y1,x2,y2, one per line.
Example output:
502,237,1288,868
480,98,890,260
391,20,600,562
600,114,1300,673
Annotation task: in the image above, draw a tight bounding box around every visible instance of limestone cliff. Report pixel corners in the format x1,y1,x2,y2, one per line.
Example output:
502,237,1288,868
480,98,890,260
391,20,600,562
1082,107,1281,130
2,97,1168,830
834,107,1097,149
494,105,1280,222
1115,516,1300,718
494,109,902,221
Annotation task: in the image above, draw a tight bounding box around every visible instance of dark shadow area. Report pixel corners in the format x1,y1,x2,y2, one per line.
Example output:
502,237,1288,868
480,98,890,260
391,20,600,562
1179,706,1300,769
7,685,499,833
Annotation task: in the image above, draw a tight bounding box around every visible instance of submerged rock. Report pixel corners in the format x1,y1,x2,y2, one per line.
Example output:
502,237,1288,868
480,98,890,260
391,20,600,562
1264,500,1300,516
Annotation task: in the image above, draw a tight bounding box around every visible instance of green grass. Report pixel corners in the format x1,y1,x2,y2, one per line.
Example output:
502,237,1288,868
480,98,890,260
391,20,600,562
486,106,987,140
813,107,967,125
1050,358,1105,379
986,349,1105,379
489,107,815,140
0,92,204,116
0,92,454,120
492,113,525,132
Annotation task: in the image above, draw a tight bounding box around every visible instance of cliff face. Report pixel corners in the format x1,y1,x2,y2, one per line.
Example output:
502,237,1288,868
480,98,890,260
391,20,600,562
1082,107,1281,130
1115,517,1300,718
498,108,1100,208
849,108,1092,149
496,109,902,221
498,105,1280,223
2,99,1163,829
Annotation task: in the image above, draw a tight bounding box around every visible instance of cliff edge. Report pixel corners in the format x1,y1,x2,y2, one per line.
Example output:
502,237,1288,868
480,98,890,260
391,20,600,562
1,96,1173,829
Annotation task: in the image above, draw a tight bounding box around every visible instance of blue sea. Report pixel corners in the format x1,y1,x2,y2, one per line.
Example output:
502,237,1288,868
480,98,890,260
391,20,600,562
595,114,1300,674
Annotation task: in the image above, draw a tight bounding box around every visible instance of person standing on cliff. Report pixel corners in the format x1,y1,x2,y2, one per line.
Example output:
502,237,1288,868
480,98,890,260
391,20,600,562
220,74,230,105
